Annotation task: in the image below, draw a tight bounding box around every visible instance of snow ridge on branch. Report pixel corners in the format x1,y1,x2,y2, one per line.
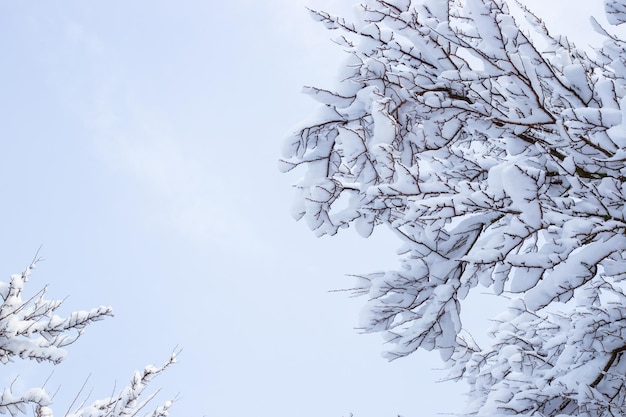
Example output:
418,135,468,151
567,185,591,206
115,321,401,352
605,0,626,25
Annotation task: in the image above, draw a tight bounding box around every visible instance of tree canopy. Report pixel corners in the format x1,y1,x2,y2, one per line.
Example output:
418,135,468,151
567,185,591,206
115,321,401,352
282,0,626,415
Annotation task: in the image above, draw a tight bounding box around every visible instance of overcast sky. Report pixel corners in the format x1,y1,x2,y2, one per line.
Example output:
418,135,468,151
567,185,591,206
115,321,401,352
0,1,619,417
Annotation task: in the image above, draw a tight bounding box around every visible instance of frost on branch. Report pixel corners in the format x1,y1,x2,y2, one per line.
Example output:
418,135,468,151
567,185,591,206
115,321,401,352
283,0,626,415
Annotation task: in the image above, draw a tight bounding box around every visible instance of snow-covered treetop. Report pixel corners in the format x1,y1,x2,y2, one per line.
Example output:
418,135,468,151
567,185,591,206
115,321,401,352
282,0,626,415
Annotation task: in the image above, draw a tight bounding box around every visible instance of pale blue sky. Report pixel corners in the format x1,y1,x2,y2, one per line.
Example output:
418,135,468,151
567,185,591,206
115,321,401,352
0,1,616,417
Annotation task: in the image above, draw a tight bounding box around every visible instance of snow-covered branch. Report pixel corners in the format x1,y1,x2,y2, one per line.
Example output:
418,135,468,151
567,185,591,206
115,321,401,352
61,353,178,417
0,260,113,365
0,260,176,417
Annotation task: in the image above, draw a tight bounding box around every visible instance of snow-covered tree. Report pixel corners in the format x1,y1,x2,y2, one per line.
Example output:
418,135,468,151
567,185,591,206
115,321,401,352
282,0,626,415
0,259,175,417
